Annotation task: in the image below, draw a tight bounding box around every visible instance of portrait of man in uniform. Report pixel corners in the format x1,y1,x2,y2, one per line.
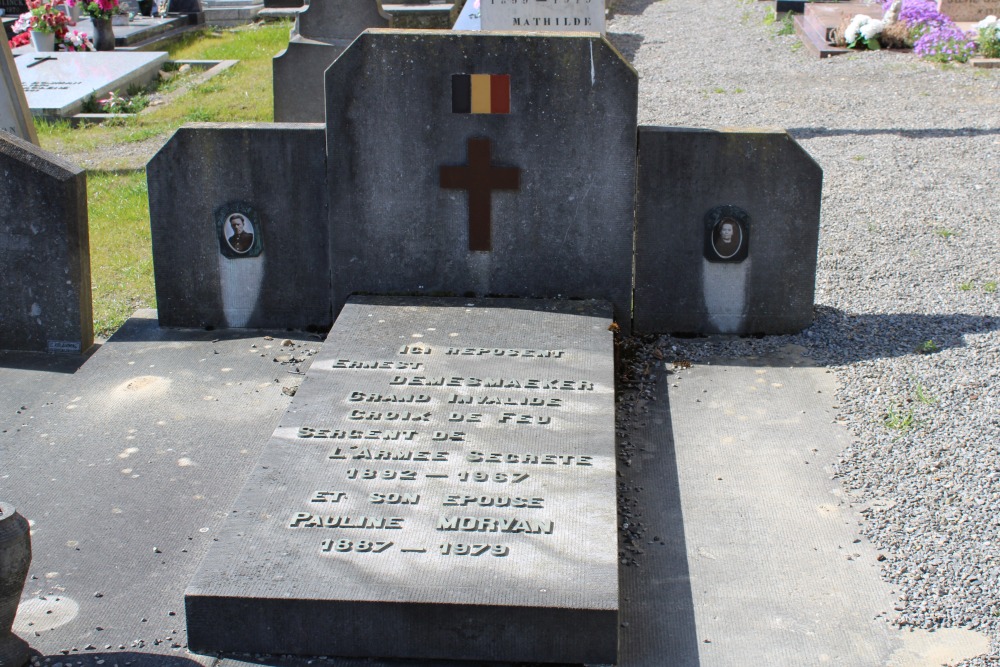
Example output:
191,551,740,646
225,213,255,254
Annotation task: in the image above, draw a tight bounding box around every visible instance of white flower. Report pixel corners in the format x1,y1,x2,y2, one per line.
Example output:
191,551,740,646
845,14,869,43
976,15,998,30
861,19,885,40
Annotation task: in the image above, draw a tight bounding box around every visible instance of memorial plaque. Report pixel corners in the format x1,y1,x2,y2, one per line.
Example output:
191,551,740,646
480,0,605,34
1,33,37,144
0,0,27,15
186,296,618,664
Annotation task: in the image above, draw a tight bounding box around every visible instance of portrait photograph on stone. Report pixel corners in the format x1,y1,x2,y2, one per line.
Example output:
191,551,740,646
1,0,998,666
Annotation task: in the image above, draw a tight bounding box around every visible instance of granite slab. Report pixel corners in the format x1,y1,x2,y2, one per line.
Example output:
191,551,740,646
185,296,619,664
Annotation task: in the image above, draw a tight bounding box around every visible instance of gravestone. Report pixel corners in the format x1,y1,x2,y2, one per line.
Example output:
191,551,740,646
0,132,93,354
326,31,636,330
186,296,618,664
480,0,605,33
272,0,388,122
938,0,1000,21
0,0,26,16
1,32,37,144
15,51,168,118
453,0,480,30
633,127,822,335
147,122,331,330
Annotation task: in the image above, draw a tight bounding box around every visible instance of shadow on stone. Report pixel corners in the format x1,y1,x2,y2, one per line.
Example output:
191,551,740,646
789,127,1000,139
618,370,701,666
0,348,96,373
25,652,206,667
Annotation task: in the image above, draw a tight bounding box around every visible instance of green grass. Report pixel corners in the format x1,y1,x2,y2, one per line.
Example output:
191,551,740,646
936,227,957,239
884,404,916,432
984,281,997,294
32,22,293,338
87,172,155,337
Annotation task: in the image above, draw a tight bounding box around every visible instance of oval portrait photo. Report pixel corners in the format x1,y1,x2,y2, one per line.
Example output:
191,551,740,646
711,216,744,260
224,213,255,254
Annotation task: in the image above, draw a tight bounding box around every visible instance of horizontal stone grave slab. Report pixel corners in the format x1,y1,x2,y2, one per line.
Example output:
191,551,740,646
15,51,168,118
186,296,618,664
939,0,1000,21
73,15,189,47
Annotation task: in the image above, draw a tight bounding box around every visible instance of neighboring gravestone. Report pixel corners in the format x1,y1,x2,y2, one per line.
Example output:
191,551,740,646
480,0,605,33
147,123,331,330
1,32,37,145
272,0,388,122
16,51,168,118
938,0,1000,21
633,127,822,335
0,133,93,354
186,296,618,664
326,31,636,330
0,0,27,16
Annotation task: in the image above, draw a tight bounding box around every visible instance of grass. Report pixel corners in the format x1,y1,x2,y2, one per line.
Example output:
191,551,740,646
32,22,292,338
936,227,957,239
884,404,916,432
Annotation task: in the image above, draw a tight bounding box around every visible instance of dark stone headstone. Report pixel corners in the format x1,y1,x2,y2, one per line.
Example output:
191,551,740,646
146,123,331,330
0,0,27,16
185,296,618,664
272,0,388,122
633,127,822,335
326,31,637,330
0,133,93,354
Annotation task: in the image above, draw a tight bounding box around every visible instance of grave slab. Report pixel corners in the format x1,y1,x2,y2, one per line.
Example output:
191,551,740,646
147,122,331,331
326,31,637,330
0,132,92,354
633,127,822,335
480,0,605,33
185,296,619,664
1,30,36,144
73,15,189,47
14,51,168,118
452,0,481,30
938,0,1000,21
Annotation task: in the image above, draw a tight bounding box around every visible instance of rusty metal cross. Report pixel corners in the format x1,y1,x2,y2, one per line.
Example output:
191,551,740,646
440,137,521,252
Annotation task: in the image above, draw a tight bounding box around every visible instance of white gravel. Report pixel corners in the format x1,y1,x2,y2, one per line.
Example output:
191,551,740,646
608,0,999,663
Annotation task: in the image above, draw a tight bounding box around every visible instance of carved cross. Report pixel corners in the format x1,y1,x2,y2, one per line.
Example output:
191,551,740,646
440,137,521,252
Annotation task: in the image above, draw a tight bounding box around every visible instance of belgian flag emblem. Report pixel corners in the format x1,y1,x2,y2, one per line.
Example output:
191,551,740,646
452,74,511,115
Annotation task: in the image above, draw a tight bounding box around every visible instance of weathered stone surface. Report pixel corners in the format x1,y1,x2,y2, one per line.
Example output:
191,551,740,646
0,133,92,354
186,296,619,664
481,0,605,33
272,0,388,122
147,123,331,330
326,31,637,329
633,127,822,335
938,0,1000,21
0,36,36,145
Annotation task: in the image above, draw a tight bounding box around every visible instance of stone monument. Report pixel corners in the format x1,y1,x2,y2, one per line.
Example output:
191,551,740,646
937,0,1000,21
0,133,93,354
0,32,37,145
272,0,388,122
186,296,619,664
0,501,31,667
480,0,606,33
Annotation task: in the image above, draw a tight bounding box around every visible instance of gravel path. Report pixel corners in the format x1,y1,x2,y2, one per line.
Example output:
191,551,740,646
608,0,999,663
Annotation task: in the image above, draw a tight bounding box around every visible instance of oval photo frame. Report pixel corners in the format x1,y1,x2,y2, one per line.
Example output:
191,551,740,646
216,203,263,259
703,205,750,263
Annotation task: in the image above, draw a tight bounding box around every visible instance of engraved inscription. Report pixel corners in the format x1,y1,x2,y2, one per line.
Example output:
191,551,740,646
290,513,405,529
466,451,593,466
443,495,544,508
439,543,509,557
436,516,554,534
311,491,347,503
349,410,433,422
348,392,432,403
321,539,394,553
457,471,530,484
329,448,449,461
369,493,421,505
444,347,564,358
346,468,418,481
448,394,563,407
390,376,594,391
332,359,425,370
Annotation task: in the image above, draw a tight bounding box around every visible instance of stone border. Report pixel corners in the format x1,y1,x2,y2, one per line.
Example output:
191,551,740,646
65,59,237,125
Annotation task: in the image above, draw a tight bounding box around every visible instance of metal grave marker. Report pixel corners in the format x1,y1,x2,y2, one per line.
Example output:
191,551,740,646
186,296,619,664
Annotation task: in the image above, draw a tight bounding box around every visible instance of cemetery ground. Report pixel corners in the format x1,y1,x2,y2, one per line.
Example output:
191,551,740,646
2,0,998,665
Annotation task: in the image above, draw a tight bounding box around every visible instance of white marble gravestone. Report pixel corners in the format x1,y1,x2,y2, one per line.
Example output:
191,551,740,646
480,0,605,34
15,51,167,117
0,35,37,144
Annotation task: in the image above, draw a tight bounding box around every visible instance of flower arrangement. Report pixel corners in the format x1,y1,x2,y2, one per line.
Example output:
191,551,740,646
8,31,31,49
67,0,121,21
62,28,94,51
845,14,885,49
879,0,976,61
976,15,1000,58
15,0,71,34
